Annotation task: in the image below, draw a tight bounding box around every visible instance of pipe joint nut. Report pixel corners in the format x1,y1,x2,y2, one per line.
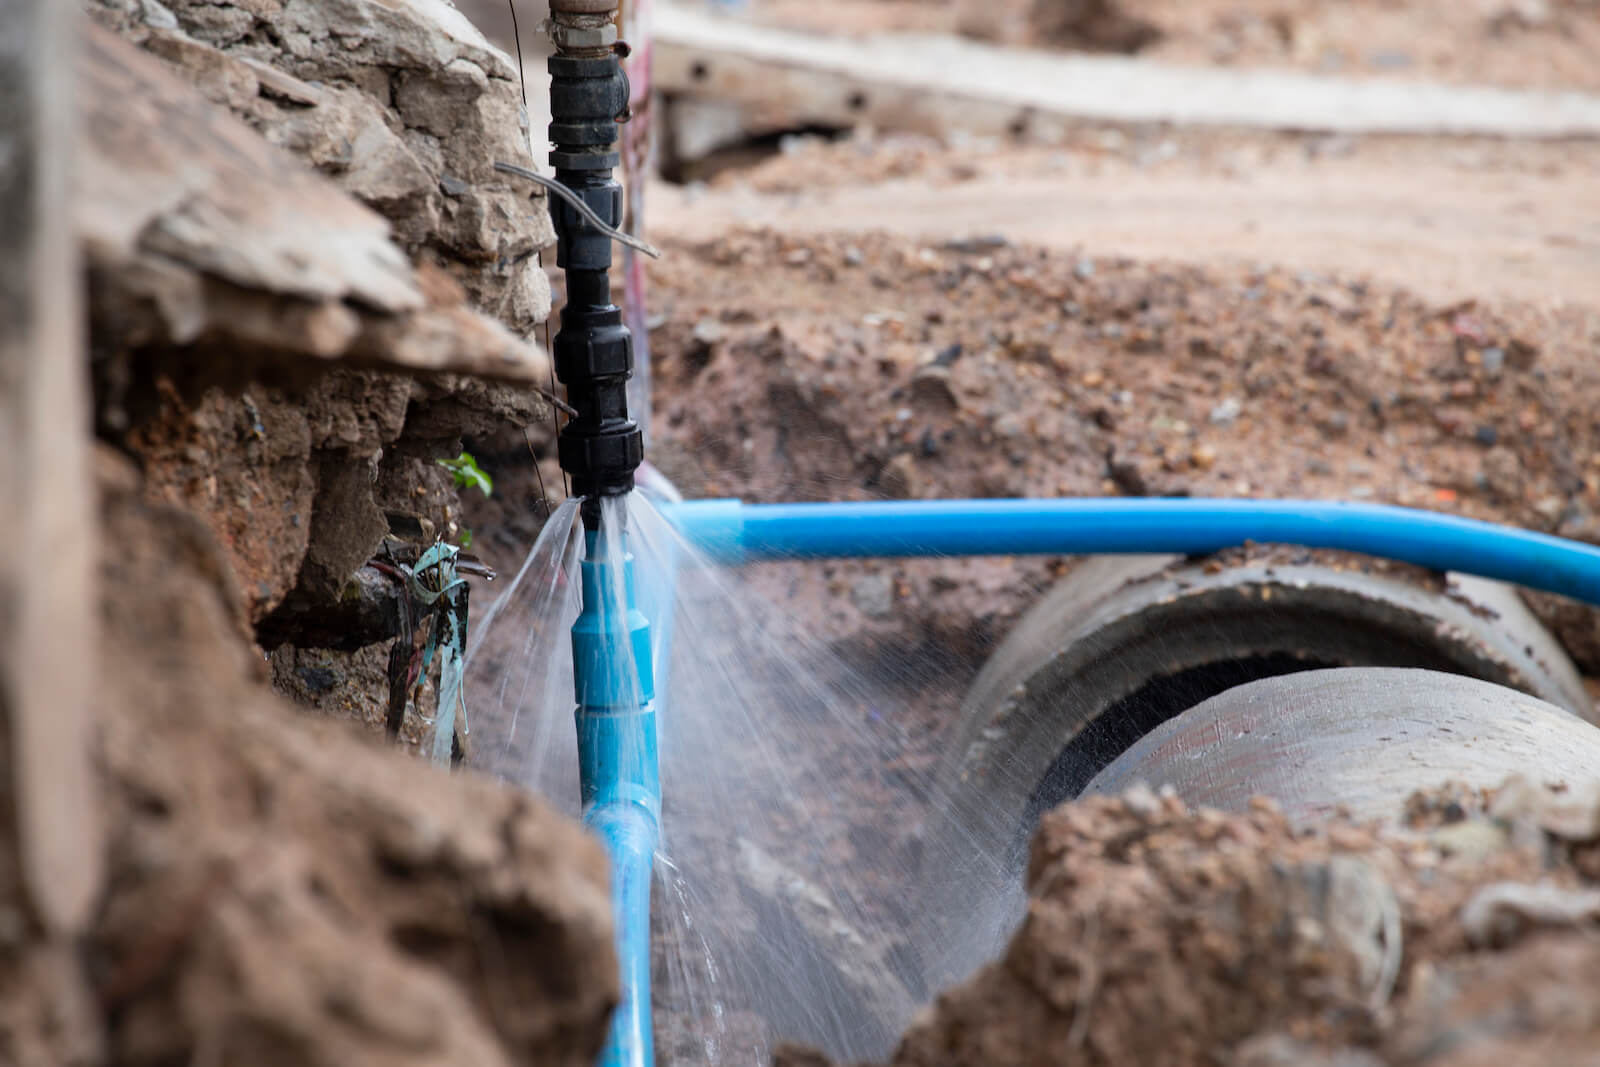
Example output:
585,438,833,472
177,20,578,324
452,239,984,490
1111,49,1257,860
560,430,645,494
551,20,618,51
555,318,633,383
548,55,630,124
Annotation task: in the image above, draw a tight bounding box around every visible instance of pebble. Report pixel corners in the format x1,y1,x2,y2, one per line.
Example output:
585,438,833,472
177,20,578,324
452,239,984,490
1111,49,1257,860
941,234,1010,254
1481,346,1506,375
1073,258,1096,281
1474,425,1498,447
843,246,864,267
692,318,725,346
1209,396,1243,425
850,573,896,619
1369,49,1413,70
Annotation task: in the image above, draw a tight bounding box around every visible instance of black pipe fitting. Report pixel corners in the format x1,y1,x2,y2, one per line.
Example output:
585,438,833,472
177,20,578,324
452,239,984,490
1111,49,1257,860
548,32,641,526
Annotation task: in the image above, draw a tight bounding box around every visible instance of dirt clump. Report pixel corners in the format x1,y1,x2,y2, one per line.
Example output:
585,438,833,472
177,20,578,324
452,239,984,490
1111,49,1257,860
780,778,1600,1067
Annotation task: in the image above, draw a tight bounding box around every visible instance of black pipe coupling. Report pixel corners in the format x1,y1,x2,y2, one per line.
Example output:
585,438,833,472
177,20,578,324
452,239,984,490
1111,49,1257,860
548,37,642,518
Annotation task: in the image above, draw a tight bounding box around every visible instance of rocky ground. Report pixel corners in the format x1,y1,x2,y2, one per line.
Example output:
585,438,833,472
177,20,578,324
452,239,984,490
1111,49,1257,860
777,776,1600,1067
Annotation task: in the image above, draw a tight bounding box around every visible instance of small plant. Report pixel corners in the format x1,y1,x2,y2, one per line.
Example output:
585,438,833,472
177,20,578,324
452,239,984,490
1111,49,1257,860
438,452,493,497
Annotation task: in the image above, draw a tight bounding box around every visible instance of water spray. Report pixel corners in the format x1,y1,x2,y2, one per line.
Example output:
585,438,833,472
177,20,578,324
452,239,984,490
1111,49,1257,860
545,3,658,1064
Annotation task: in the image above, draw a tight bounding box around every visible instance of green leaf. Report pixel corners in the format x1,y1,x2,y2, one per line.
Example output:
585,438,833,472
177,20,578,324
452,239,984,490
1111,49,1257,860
458,527,473,549
437,452,493,498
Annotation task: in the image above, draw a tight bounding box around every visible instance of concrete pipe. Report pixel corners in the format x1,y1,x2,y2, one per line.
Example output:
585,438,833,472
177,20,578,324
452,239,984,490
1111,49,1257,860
1083,667,1600,825
915,554,1589,989
946,554,1586,845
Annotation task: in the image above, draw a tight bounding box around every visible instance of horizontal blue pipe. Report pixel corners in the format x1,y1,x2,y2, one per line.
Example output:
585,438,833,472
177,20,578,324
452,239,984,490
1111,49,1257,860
665,498,1600,606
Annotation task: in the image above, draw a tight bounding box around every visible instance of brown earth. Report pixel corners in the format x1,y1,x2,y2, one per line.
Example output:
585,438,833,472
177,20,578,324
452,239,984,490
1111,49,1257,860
776,777,1600,1067
637,225,1600,682
88,451,617,1067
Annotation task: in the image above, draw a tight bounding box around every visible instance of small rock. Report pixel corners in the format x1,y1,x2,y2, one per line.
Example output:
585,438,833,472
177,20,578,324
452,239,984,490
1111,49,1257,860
439,174,469,197
919,429,940,458
843,245,864,267
1209,396,1243,425
1481,346,1506,375
1491,775,1600,841
909,365,959,412
1461,882,1600,948
1061,300,1082,318
930,343,963,368
1507,337,1540,370
1430,820,1510,862
941,234,1010,254
295,665,341,694
1474,425,1498,447
1073,257,1095,280
784,247,813,266
878,453,922,500
1191,443,1218,471
691,318,725,346
1369,49,1413,69
140,0,180,29
1481,446,1522,496
849,572,896,619
993,413,1026,441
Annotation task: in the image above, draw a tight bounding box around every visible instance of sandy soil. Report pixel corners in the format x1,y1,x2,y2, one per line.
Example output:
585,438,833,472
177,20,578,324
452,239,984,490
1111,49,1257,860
653,133,1600,309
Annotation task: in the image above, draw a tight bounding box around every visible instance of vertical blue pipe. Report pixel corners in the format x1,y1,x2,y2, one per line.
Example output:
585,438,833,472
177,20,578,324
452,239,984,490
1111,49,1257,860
571,529,659,1067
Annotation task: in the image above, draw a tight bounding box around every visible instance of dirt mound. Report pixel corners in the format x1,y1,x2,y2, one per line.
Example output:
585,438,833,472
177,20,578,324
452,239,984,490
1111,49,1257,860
88,451,618,1066
781,779,1600,1067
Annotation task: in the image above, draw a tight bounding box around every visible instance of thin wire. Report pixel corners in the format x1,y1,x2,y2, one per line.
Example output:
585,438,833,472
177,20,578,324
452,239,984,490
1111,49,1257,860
494,161,663,259
507,0,528,110
524,425,553,520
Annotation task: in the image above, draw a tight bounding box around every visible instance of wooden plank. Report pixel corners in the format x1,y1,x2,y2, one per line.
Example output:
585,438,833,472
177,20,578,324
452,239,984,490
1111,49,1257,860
654,4,1600,140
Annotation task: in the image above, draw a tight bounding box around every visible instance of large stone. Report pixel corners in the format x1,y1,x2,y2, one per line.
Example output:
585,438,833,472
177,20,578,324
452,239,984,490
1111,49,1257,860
86,0,557,338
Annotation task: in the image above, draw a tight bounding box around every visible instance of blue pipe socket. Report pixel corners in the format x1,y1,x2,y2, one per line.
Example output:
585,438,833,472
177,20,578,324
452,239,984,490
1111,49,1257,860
572,532,660,1067
666,498,1600,607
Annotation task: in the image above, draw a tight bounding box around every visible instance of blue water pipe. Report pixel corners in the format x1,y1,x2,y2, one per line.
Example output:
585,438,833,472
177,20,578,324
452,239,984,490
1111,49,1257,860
664,497,1600,606
571,530,660,1067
